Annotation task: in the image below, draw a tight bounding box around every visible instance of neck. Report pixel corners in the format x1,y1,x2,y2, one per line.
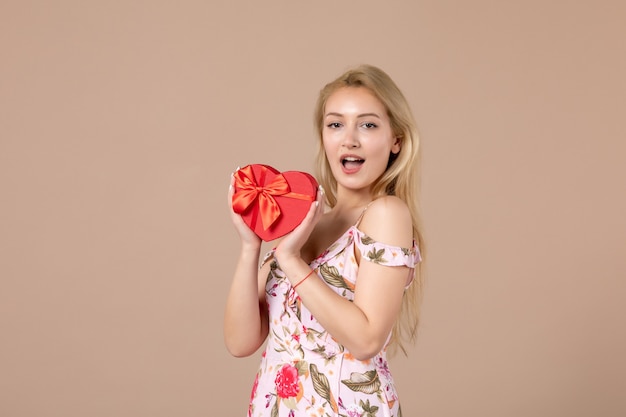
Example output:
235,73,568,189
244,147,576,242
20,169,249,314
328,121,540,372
332,187,372,213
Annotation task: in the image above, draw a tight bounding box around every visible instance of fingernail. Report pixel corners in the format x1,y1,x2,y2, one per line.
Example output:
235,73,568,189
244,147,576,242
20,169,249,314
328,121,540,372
315,201,319,207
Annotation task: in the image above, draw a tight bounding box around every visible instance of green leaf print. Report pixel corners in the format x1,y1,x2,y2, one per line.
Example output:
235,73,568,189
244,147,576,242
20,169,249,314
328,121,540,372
341,370,381,394
312,344,328,357
310,363,331,401
401,247,412,257
270,398,278,417
294,298,302,321
282,397,298,410
360,399,380,417
360,235,376,245
366,248,387,264
319,263,354,291
309,363,338,413
306,327,325,344
294,360,308,376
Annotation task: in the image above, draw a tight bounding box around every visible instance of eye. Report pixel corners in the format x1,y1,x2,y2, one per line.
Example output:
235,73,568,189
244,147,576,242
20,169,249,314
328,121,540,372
362,122,378,129
327,122,342,128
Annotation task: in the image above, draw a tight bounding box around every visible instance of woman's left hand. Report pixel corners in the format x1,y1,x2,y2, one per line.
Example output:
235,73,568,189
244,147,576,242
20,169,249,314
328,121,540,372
274,186,325,263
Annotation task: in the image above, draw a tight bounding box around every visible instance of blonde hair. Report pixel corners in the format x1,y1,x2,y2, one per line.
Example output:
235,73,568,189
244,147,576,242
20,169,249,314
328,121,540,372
313,64,425,356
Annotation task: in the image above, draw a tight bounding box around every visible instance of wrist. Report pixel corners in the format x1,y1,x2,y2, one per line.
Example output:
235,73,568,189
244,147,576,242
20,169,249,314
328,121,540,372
293,267,316,289
240,241,262,256
274,247,301,268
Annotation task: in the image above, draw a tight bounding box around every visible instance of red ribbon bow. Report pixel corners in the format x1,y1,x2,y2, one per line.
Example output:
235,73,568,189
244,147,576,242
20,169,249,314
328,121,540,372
232,165,290,230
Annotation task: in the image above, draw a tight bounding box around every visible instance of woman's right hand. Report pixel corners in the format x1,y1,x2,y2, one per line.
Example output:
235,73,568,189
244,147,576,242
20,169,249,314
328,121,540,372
227,169,262,248
274,186,324,265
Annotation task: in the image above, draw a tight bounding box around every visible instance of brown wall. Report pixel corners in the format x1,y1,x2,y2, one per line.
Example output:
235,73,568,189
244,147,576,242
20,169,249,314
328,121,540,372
1,1,625,416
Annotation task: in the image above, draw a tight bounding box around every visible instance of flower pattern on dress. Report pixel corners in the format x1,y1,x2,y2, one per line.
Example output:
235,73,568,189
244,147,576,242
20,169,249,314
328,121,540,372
275,364,301,399
248,225,420,416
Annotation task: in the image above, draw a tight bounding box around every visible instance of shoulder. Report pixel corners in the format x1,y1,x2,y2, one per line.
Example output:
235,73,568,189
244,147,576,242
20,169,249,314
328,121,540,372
358,195,413,248
363,195,411,222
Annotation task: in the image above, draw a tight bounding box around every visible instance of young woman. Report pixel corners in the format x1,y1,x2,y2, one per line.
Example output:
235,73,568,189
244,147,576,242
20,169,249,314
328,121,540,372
225,64,425,417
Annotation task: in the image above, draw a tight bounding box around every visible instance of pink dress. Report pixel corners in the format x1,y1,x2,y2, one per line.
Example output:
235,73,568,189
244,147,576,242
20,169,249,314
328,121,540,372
248,221,421,417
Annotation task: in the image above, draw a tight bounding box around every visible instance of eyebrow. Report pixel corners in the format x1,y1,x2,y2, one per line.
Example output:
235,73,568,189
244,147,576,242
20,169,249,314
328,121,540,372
324,112,382,119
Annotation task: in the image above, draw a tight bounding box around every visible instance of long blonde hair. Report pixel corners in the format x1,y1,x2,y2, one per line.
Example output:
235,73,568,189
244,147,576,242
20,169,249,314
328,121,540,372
313,64,425,355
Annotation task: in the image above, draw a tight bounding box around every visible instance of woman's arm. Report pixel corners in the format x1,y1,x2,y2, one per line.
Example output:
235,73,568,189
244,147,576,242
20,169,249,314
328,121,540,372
223,173,270,357
275,196,413,360
223,245,270,357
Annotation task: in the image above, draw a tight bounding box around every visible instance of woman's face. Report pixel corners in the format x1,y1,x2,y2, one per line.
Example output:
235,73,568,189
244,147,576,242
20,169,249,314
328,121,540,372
322,87,400,196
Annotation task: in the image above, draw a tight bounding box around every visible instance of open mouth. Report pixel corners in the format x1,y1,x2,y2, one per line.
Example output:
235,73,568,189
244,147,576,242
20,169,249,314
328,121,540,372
341,156,365,170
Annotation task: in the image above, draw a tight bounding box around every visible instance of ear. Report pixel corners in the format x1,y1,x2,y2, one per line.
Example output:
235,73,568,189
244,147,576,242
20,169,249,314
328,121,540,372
391,136,401,154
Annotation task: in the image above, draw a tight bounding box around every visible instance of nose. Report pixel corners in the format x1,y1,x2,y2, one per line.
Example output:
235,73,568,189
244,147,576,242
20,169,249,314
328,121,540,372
342,125,360,148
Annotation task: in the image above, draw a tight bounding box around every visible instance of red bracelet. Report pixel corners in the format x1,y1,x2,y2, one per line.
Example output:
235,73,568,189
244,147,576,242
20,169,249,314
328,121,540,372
293,268,315,290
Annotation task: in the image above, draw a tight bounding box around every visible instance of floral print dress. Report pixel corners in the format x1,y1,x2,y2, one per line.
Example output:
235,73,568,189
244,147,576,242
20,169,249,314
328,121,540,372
248,223,421,417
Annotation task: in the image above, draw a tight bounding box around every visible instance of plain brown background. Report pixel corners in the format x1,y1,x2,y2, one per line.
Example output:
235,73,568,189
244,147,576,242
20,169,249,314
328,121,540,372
1,1,625,416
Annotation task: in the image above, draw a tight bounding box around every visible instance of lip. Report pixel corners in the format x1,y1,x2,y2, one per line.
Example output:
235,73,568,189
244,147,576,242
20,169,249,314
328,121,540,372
339,153,365,174
340,153,364,161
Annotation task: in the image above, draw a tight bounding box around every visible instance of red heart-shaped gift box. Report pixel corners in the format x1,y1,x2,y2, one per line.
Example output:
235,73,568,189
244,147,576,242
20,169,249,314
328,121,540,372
232,164,319,241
